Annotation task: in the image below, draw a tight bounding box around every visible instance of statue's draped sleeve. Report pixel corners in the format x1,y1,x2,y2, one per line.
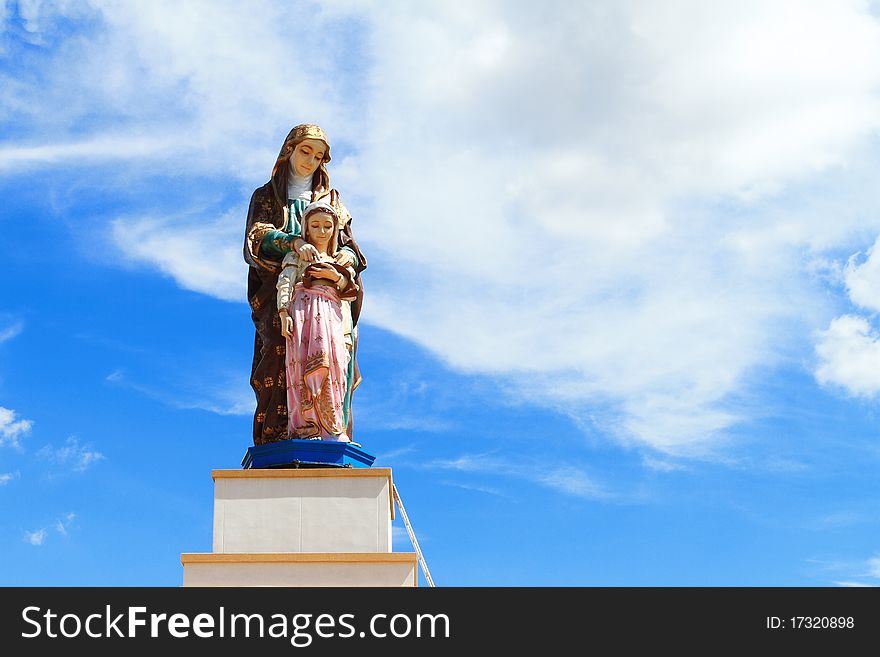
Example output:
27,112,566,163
244,184,286,272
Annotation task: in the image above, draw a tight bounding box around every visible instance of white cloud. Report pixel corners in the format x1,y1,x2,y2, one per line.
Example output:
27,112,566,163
13,0,94,38
105,369,123,383
392,524,430,553
834,580,876,587
391,525,410,550
815,315,880,398
374,445,417,462
0,470,19,485
0,134,185,174
6,1,880,455
641,456,688,473
354,0,880,455
23,529,47,546
0,406,32,448
21,511,77,546
430,453,608,500
808,511,866,531
844,236,880,312
355,405,454,434
175,391,254,416
106,368,254,416
0,318,23,342
54,512,76,536
814,228,880,399
533,467,607,499
38,436,105,473
829,554,880,586
0,0,362,178
110,210,247,303
440,480,507,498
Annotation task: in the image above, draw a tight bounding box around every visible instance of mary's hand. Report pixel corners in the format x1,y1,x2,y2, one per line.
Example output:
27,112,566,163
335,250,355,267
297,242,320,263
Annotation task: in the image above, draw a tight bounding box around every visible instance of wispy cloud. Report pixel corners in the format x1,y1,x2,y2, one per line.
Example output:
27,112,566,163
109,210,247,303
0,470,20,485
22,512,77,547
54,512,76,537
356,0,880,458
815,314,880,398
357,413,454,434
0,134,184,174
429,453,609,500
0,406,32,449
641,455,689,473
392,524,428,551
805,511,867,531
106,369,253,416
391,526,410,550
813,181,880,399
374,445,418,463
0,1,362,178
834,580,877,587
0,319,23,342
843,235,880,313
354,377,457,435
816,553,880,587
534,467,608,499
755,456,811,474
440,480,508,498
38,437,104,473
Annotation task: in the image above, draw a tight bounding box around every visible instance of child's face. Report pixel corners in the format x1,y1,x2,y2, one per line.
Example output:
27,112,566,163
306,212,335,246
290,139,326,177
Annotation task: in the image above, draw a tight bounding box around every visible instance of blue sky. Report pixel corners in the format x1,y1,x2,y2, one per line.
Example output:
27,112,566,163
2,0,880,586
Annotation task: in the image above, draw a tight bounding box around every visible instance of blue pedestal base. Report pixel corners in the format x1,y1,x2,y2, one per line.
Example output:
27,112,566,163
242,439,376,469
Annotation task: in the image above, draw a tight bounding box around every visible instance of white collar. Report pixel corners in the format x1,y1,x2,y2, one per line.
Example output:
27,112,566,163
287,169,313,200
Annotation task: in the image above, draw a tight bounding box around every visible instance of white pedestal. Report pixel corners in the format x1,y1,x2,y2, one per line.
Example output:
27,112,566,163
182,467,417,587
182,553,417,587
212,468,394,553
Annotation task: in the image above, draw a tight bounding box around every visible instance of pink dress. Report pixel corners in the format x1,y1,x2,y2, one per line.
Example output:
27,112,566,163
284,282,351,440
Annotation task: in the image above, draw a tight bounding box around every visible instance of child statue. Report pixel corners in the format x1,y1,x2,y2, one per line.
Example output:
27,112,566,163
277,201,359,443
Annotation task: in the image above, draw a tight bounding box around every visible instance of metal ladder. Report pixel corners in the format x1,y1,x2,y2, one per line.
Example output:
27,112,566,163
392,484,435,587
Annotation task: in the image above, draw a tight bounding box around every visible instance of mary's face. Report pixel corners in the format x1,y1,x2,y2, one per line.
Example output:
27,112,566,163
290,139,327,177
